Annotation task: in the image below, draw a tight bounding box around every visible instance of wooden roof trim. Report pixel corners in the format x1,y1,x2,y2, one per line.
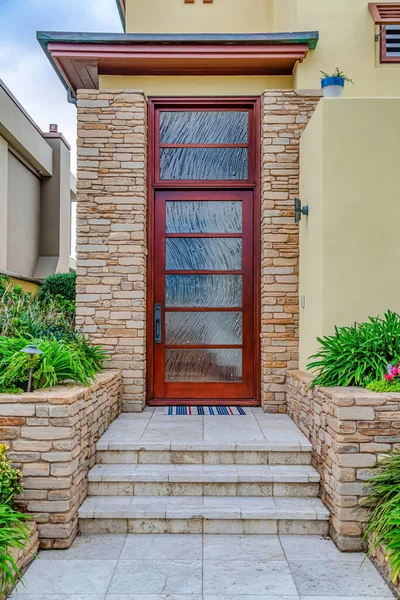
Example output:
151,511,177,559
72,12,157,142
369,3,400,24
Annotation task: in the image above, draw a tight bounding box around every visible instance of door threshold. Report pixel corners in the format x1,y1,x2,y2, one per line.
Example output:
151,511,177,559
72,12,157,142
148,399,260,407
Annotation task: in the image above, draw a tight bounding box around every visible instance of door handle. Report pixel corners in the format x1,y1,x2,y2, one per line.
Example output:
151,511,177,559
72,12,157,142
154,304,162,344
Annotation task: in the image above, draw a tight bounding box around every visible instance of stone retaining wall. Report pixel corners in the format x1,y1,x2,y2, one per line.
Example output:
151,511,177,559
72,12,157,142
0,370,121,548
370,544,400,599
2,522,39,600
287,370,400,551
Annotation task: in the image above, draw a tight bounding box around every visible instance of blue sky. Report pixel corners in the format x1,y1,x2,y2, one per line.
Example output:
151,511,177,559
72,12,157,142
0,0,122,172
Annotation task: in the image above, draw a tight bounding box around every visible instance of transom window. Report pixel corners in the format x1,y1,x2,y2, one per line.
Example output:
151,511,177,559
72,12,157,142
381,25,400,62
155,109,252,183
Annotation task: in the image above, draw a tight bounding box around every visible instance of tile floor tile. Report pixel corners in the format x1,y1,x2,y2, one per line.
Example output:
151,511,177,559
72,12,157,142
203,534,285,561
280,534,365,562
107,596,202,600
120,534,202,560
290,560,392,597
107,560,202,595
203,559,298,595
300,597,395,600
10,596,106,600
39,534,126,560
12,560,116,595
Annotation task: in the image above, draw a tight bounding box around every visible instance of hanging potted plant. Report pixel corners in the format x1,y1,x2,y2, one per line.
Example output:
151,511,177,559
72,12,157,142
320,68,354,98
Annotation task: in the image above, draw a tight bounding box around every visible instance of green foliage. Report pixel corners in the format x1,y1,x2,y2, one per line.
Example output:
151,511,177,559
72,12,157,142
320,67,354,83
307,311,400,388
361,452,400,583
0,504,33,595
0,336,108,393
367,379,400,393
0,445,23,506
0,286,76,341
39,272,76,304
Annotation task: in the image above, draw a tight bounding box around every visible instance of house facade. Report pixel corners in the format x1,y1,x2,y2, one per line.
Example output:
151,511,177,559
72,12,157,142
39,0,400,412
0,80,76,293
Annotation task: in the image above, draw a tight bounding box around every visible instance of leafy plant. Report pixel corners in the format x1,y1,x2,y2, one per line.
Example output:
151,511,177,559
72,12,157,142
320,67,354,83
39,272,76,315
307,311,400,388
0,336,108,393
0,504,33,595
367,379,400,393
361,452,400,583
0,445,23,506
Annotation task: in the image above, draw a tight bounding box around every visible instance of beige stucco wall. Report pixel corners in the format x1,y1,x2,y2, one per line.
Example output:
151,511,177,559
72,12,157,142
0,135,8,271
122,0,400,97
7,152,41,278
299,98,400,369
99,75,294,97
125,0,274,34
292,0,400,97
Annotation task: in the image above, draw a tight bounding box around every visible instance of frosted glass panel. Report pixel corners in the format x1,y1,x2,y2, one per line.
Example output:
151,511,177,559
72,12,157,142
166,238,242,271
160,111,248,144
166,275,243,308
166,201,242,234
165,312,242,345
160,148,248,180
165,349,243,382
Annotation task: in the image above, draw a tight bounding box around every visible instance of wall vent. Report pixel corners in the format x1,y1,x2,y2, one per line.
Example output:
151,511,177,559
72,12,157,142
369,3,400,24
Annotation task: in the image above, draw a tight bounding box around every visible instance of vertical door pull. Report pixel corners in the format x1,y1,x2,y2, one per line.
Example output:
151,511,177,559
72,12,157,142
154,304,162,343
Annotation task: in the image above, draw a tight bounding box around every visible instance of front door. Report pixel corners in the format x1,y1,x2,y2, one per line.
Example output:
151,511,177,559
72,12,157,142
154,189,254,401
148,98,260,404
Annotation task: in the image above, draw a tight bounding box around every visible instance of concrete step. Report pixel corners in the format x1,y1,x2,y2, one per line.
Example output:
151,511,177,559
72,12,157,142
87,464,321,497
79,495,329,536
96,444,312,466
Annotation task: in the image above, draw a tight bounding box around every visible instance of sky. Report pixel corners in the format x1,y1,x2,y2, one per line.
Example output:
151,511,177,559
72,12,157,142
0,0,123,173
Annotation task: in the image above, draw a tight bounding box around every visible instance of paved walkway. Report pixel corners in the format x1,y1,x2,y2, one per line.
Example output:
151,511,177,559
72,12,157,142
10,533,394,599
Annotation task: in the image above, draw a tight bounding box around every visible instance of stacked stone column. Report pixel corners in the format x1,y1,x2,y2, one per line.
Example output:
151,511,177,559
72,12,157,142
76,90,147,413
261,90,321,413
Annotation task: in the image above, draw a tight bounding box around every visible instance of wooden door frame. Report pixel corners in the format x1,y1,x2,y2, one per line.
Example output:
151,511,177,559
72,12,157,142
146,96,261,405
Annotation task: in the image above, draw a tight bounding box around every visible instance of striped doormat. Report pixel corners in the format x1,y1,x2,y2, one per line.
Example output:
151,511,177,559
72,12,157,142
165,406,246,415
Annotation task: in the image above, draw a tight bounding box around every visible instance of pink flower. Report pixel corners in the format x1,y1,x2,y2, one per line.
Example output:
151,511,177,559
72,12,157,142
392,367,400,377
384,374,394,382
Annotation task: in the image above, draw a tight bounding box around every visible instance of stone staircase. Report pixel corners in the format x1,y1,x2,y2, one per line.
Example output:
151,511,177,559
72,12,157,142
79,409,329,535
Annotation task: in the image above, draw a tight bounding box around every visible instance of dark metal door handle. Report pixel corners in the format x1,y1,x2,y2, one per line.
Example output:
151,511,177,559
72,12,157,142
154,304,162,343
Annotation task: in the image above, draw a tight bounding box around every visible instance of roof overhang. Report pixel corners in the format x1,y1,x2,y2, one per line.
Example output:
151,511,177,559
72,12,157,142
369,2,400,23
37,31,319,104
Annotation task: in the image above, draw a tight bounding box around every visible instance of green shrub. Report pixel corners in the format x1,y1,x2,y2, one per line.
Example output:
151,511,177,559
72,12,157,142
367,379,400,393
361,451,400,583
39,272,76,303
0,504,33,595
0,336,107,393
0,445,23,506
307,311,400,388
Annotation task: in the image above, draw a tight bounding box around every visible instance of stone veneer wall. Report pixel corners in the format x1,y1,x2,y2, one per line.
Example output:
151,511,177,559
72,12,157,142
76,90,147,413
2,522,39,600
0,371,121,548
261,90,321,413
287,370,400,551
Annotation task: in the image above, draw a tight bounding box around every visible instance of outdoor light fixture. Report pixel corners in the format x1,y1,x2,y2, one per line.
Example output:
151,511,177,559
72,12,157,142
294,198,309,224
21,344,43,393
